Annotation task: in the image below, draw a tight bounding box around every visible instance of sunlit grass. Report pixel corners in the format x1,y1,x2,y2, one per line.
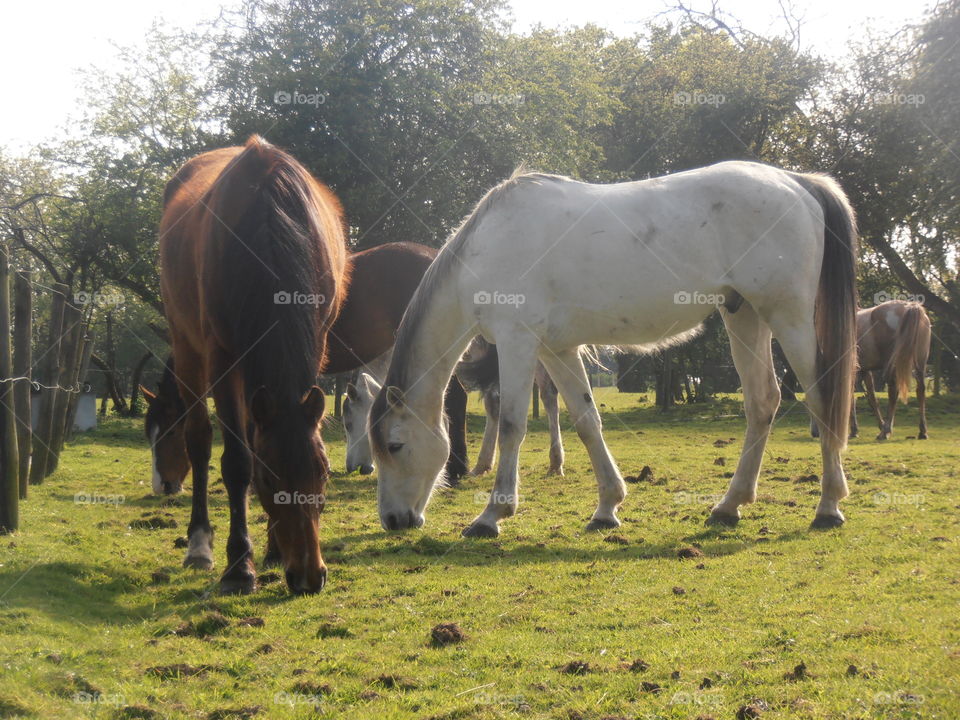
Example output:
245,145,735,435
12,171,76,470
0,389,957,718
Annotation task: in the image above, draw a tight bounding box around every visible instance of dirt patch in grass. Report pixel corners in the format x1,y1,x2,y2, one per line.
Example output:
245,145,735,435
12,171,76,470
560,660,590,675
678,546,704,559
430,622,465,646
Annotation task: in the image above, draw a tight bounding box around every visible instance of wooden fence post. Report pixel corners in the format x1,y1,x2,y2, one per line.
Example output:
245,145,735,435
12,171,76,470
0,245,20,533
13,270,32,498
29,282,67,485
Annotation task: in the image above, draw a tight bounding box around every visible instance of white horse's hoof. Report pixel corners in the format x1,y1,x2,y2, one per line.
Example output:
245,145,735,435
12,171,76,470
461,521,499,538
706,509,740,527
585,517,619,531
810,514,844,530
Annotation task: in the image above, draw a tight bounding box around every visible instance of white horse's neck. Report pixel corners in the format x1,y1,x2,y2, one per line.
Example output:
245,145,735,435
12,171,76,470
396,276,473,425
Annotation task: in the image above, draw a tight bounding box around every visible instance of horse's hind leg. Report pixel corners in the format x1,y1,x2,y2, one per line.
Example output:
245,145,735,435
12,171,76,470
849,377,859,438
171,343,215,570
708,305,780,527
462,340,539,538
537,348,625,531
470,386,499,476
916,368,928,439
536,363,565,476
880,379,899,440
863,372,885,438
772,317,849,528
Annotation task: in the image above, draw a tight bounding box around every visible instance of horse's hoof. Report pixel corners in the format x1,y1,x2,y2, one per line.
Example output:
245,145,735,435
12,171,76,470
585,517,619,531
875,432,889,441
706,510,740,527
546,467,565,477
262,553,282,568
183,555,214,570
469,465,491,477
219,570,257,595
461,522,499,538
810,514,844,530
918,433,928,440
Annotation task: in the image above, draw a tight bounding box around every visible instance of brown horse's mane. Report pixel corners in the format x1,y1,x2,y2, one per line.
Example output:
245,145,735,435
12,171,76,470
202,137,347,407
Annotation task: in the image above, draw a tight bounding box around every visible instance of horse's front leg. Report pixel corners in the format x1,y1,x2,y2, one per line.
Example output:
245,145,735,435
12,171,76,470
211,369,256,595
462,342,538,537
174,350,214,571
442,375,468,483
538,348,625,531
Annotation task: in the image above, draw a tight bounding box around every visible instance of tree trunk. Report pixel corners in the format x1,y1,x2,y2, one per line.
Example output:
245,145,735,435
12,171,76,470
29,282,68,485
13,270,32,498
47,301,83,474
90,354,127,415
127,351,154,417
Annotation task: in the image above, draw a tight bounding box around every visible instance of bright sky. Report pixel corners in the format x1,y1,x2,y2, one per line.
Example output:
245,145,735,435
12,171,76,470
0,0,931,152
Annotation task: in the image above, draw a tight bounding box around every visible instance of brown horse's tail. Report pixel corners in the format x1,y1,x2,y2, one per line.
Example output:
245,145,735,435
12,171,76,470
885,303,929,403
203,135,346,396
791,172,859,449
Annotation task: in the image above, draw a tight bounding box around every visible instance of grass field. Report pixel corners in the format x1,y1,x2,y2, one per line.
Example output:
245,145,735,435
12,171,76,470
0,389,958,719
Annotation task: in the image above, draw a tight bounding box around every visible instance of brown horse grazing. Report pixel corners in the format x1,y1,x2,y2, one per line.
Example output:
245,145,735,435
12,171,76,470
812,300,931,441
325,242,468,478
160,135,348,595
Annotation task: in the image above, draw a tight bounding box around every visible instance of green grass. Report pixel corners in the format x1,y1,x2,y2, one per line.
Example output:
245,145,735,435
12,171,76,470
1,390,958,719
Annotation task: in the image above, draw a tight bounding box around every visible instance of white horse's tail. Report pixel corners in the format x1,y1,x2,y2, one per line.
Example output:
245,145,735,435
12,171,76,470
791,172,859,450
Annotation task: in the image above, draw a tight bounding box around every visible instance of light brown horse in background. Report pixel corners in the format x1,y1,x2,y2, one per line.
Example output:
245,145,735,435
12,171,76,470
813,300,931,441
160,135,348,595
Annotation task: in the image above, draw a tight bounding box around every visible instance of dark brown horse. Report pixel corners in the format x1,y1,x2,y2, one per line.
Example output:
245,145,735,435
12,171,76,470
812,300,931,441
160,136,348,595
143,242,469,489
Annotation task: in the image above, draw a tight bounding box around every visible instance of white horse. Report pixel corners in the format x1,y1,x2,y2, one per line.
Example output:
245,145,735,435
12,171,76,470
343,339,565,477
370,161,858,537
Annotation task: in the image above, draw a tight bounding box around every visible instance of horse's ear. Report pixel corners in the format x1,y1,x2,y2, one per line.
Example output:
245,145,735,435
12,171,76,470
360,372,381,395
252,386,276,427
301,386,325,424
386,385,405,409
140,386,157,404
346,382,359,402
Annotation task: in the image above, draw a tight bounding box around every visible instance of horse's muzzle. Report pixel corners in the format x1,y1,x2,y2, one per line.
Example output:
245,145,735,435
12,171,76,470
382,511,424,531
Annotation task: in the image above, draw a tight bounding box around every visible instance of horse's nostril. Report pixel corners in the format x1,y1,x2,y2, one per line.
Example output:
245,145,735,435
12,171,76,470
385,514,398,531
162,481,173,495
360,464,374,475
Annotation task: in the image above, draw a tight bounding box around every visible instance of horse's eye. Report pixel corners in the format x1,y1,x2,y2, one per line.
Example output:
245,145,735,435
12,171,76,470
387,442,404,454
